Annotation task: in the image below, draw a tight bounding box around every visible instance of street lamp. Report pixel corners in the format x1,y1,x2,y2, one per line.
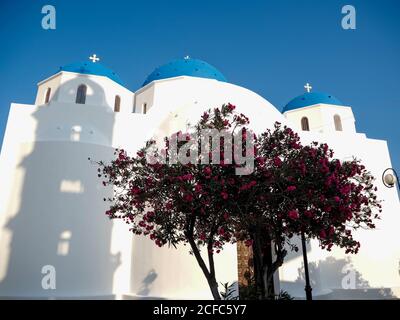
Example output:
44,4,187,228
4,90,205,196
382,168,399,189
301,232,313,301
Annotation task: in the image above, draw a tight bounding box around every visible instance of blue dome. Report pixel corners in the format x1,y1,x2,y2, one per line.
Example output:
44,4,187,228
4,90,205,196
142,58,227,87
59,61,124,85
283,92,344,112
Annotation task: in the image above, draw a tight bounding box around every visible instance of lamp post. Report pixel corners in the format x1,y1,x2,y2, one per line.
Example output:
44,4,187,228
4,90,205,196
301,232,313,301
382,168,399,190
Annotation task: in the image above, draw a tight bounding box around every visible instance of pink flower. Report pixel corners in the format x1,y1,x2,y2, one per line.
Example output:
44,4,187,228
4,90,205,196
239,180,257,191
227,103,236,111
195,183,202,193
340,185,351,195
166,202,173,210
203,166,212,176
256,157,265,166
221,192,229,200
139,221,146,228
287,185,297,192
304,210,314,218
183,194,193,202
155,239,163,247
249,180,257,187
320,165,329,174
319,230,327,239
146,211,155,218
119,153,126,160
290,142,301,149
182,174,193,181
333,196,340,203
273,157,282,167
244,239,253,247
346,212,353,220
288,210,299,220
131,187,141,195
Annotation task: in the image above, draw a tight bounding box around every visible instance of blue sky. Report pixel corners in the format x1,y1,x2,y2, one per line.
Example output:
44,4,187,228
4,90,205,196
0,0,399,172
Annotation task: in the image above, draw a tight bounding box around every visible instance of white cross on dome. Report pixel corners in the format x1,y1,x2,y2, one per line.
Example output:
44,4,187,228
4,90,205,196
89,54,100,63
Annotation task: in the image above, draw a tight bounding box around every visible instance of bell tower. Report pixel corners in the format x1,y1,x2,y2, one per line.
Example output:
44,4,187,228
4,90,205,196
282,84,356,135
35,55,134,113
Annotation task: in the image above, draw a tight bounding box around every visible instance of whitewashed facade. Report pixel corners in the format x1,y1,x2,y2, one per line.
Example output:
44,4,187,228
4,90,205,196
0,58,398,299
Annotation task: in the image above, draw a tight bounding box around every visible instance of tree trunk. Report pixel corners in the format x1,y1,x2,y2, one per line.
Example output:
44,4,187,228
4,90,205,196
206,275,221,300
252,232,286,300
187,236,221,300
265,242,286,299
263,242,275,299
251,232,267,299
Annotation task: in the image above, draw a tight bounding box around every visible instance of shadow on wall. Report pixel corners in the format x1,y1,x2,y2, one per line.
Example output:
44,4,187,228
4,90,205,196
0,77,122,297
237,236,304,296
281,256,397,300
284,234,306,264
137,269,158,296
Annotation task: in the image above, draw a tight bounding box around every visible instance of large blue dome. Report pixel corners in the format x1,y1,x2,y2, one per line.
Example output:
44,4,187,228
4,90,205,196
142,58,227,87
59,61,124,85
283,92,344,112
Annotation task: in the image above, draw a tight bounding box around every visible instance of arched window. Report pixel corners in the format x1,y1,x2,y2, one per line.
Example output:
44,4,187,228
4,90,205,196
76,84,87,104
143,103,147,114
114,95,121,112
301,117,310,131
334,114,343,131
44,87,51,104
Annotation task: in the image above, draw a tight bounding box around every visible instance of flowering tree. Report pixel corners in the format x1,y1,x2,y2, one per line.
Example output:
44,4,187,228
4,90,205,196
93,104,257,300
93,105,381,300
244,123,382,298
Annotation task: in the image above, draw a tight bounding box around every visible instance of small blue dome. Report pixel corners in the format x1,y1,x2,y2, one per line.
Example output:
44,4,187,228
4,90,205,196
59,61,124,85
142,58,227,87
283,92,344,112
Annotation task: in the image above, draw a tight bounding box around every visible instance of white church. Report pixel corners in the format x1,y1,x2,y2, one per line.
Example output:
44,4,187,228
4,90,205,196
0,56,399,299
